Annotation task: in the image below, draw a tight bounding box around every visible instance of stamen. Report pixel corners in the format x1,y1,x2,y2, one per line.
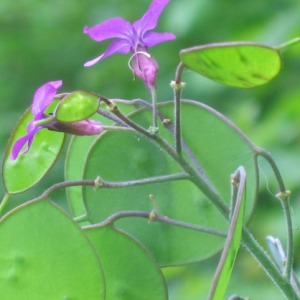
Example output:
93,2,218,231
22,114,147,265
127,51,152,71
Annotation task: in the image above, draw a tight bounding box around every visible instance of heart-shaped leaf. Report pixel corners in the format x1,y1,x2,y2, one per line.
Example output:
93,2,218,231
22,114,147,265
0,200,104,299
2,108,65,194
78,100,258,265
85,225,167,300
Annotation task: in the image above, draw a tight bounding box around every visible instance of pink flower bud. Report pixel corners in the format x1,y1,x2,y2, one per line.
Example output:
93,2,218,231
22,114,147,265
131,46,159,89
50,119,102,136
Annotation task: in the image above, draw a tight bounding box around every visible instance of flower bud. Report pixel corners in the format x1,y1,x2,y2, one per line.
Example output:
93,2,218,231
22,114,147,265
49,118,102,136
131,46,159,89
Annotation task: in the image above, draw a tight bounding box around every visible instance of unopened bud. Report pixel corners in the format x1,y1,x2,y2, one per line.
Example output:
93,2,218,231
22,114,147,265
49,118,102,136
131,46,159,89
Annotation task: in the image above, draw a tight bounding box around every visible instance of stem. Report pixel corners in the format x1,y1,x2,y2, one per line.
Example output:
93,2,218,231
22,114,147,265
242,228,299,299
109,103,155,139
256,149,294,281
292,272,300,295
280,196,293,280
97,172,190,188
84,210,228,237
256,149,286,192
0,193,10,216
150,87,158,129
102,125,135,132
172,62,186,155
276,37,300,51
31,180,95,202
97,107,129,127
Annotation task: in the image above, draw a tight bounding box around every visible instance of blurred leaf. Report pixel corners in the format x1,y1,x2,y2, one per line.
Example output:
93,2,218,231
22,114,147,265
85,225,167,300
180,42,282,88
54,91,100,122
2,108,65,194
79,100,258,265
0,199,104,299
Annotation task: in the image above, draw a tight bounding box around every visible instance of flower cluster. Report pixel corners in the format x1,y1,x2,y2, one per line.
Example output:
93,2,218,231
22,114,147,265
11,0,175,159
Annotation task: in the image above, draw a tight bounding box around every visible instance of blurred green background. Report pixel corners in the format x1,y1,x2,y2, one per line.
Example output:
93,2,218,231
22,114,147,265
1,0,300,298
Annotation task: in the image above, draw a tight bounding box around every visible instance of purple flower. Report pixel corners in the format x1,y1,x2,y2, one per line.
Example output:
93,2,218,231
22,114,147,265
11,81,103,160
11,80,63,160
83,0,176,88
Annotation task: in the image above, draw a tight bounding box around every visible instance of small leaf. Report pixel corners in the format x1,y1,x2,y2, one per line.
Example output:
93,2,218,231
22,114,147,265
85,226,168,300
180,42,282,88
2,108,65,194
54,91,100,122
0,200,105,299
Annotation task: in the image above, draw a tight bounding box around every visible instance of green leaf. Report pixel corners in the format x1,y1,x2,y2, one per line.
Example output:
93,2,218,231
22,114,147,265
209,167,246,300
0,200,104,300
85,226,167,300
2,108,65,194
80,100,258,265
54,91,100,122
180,42,282,88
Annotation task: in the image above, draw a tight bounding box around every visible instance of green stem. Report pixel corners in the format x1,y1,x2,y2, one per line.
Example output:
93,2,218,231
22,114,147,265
256,149,294,281
0,193,10,216
172,62,186,155
150,87,158,129
242,228,299,299
84,210,228,237
276,37,300,51
280,197,293,280
97,172,190,188
109,103,155,139
256,148,286,192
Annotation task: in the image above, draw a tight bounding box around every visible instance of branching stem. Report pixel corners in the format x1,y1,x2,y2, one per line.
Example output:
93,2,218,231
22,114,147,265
256,148,294,281
84,210,228,237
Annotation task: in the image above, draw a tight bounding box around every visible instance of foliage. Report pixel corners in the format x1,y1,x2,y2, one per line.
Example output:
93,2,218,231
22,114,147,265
1,0,300,299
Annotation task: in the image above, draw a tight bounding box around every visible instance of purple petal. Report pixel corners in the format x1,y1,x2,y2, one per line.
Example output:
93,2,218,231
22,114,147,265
143,31,176,47
133,0,171,35
84,54,105,67
84,17,133,42
84,39,131,67
32,80,63,116
10,126,40,160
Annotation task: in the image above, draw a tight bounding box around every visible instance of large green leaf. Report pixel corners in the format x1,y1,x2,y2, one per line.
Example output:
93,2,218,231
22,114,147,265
0,200,104,300
85,225,167,300
79,100,258,265
180,42,282,88
2,108,65,194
